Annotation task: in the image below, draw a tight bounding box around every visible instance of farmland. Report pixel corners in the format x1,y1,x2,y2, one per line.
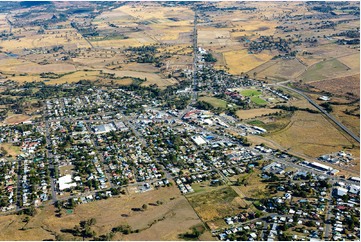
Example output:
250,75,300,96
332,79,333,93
310,74,360,98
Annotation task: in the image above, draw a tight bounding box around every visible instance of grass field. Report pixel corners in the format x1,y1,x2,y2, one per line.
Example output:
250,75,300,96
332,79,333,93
251,96,267,105
102,70,176,88
247,115,291,133
199,96,227,109
331,105,360,137
43,70,101,85
240,89,262,97
229,169,269,201
299,59,350,82
239,89,267,105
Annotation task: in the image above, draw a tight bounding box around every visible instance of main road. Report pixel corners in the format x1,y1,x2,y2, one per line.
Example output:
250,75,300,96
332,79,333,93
178,9,198,119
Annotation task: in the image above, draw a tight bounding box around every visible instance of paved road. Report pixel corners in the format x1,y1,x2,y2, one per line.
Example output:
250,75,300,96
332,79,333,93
84,121,114,188
323,185,334,240
44,119,58,203
179,10,198,119
279,84,360,143
15,158,22,211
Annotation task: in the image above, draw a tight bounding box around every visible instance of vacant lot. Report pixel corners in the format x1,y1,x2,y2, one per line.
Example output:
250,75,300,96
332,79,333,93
187,186,246,229
0,143,22,157
4,114,31,124
230,169,269,201
236,108,282,120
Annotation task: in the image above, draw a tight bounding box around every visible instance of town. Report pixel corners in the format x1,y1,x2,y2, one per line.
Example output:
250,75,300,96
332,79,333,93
0,71,359,240
0,1,359,241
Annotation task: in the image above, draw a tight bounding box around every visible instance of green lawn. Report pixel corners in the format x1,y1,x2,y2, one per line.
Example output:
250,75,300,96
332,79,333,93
199,96,227,109
247,120,266,126
240,89,262,97
251,96,267,105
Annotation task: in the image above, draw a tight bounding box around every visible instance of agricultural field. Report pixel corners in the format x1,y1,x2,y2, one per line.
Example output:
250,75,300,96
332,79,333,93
222,49,274,75
310,74,360,98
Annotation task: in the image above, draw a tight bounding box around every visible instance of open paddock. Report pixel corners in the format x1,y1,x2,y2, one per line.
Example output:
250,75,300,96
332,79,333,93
267,111,358,159
42,70,101,85
0,186,207,241
337,53,360,71
331,104,360,137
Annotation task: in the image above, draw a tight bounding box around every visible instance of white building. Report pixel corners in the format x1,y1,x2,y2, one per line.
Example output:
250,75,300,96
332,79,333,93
59,174,77,191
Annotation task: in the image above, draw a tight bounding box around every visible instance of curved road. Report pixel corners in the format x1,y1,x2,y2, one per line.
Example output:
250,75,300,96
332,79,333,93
279,84,360,143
